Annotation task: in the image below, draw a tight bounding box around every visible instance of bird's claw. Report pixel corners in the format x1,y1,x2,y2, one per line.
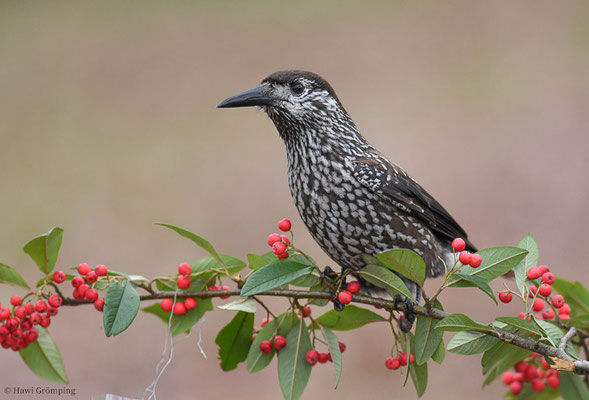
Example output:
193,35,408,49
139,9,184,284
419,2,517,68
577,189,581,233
394,295,416,333
321,266,348,312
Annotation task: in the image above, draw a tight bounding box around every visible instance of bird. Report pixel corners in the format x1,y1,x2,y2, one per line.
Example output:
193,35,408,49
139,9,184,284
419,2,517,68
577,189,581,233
218,70,476,330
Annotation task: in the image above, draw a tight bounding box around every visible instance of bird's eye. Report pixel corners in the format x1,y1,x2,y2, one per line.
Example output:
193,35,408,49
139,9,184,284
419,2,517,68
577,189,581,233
290,82,305,95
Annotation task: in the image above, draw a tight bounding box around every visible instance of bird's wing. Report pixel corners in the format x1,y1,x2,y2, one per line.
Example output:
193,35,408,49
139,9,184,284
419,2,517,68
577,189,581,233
352,156,475,249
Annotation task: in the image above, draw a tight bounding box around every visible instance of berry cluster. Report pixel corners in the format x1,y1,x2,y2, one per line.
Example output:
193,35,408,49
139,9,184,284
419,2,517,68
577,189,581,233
337,281,361,305
68,263,108,311
451,238,482,268
0,293,62,351
385,352,415,370
501,354,560,394
259,335,287,354
267,218,293,259
159,297,198,315
496,264,572,321
305,342,346,366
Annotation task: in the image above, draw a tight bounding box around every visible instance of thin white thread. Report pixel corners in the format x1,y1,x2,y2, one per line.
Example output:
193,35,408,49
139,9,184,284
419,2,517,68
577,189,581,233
197,316,207,359
142,291,178,400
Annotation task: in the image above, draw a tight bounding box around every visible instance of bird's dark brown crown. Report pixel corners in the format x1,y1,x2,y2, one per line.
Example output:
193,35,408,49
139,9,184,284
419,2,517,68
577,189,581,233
262,70,341,104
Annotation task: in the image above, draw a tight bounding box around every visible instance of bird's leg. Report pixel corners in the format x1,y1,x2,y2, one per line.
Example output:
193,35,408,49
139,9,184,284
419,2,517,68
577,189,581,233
320,266,348,312
394,295,416,333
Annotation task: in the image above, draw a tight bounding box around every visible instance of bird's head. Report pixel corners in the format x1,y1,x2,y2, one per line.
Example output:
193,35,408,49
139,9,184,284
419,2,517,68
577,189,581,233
218,70,354,141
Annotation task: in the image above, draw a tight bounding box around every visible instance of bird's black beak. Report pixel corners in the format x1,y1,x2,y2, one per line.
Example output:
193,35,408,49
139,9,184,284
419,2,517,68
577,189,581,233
217,85,274,108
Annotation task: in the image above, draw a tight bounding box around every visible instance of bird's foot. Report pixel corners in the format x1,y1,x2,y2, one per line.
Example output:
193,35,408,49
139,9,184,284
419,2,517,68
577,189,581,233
320,266,348,312
394,295,416,333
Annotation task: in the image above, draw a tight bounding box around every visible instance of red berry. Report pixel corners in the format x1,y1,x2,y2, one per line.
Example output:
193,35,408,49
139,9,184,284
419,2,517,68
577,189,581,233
78,284,89,297
47,307,58,316
538,283,552,297
278,218,291,232
208,285,219,291
259,340,273,354
502,371,515,385
272,335,287,350
339,341,346,353
160,298,174,312
177,275,191,290
40,315,51,328
409,353,415,364
72,276,85,288
220,285,231,299
532,298,545,312
260,317,272,328
528,284,538,298
48,294,62,308
541,272,555,285
73,288,85,301
318,352,329,364
280,235,291,245
184,298,197,310
509,381,522,395
531,378,545,392
298,305,312,318
499,291,512,303
399,352,408,366
451,238,466,252
514,372,524,382
267,233,281,246
547,375,560,388
542,308,555,320
0,307,11,320
94,298,105,312
517,312,526,319
515,361,528,372
85,271,98,284
469,254,482,268
559,303,571,315
173,302,186,315
277,251,289,259
559,313,570,320
338,290,353,305
52,270,66,283
538,265,550,275
305,349,319,365
24,303,34,315
551,295,565,308
347,281,361,294
385,357,400,370
6,317,19,330
85,289,99,302
527,267,542,280
95,264,108,276
178,262,191,276
78,263,91,275
272,241,287,255
524,364,539,381
542,358,551,370
458,251,472,265
10,295,22,307
14,306,27,319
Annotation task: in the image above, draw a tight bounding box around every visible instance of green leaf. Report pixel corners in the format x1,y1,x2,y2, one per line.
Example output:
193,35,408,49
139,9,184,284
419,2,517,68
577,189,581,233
278,318,313,400
0,263,30,289
289,273,321,288
536,319,578,358
143,298,213,336
240,261,313,297
22,227,63,275
431,338,445,364
19,327,68,383
495,316,546,337
449,273,497,304
377,248,426,285
248,253,271,271
320,326,342,388
192,254,245,275
218,297,257,313
513,234,540,298
560,371,589,400
414,314,443,365
447,331,499,355
103,280,140,337
552,278,589,314
158,223,225,266
481,341,530,382
316,305,385,331
407,333,428,397
357,264,414,300
459,246,528,282
247,316,280,373
569,313,589,329
215,311,254,371
435,313,494,332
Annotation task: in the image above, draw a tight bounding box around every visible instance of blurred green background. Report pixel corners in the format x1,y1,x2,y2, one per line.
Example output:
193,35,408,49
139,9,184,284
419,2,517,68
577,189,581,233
1,1,588,399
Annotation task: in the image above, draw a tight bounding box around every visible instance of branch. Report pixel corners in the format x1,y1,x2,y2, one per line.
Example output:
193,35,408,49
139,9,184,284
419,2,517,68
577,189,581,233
60,288,589,374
